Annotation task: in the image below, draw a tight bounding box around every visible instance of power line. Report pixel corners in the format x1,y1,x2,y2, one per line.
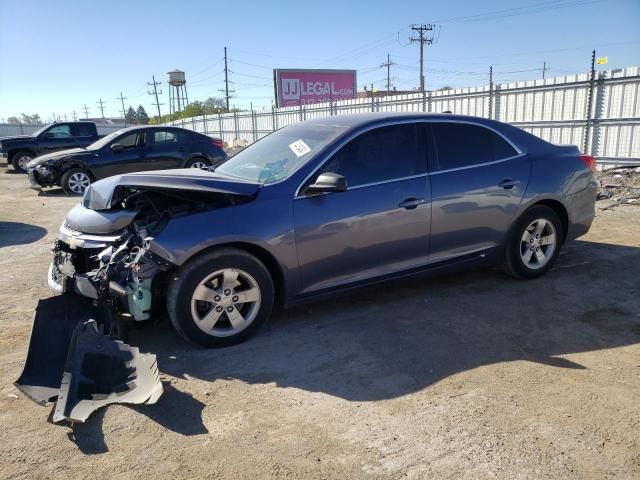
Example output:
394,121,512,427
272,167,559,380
147,75,163,119
96,98,106,119
410,24,435,92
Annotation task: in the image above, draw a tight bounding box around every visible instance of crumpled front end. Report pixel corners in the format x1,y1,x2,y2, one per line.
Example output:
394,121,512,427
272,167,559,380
18,172,260,422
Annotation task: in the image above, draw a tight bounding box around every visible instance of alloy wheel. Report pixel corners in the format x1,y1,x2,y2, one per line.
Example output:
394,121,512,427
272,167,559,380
67,172,91,194
190,268,261,337
17,155,33,170
189,161,208,169
520,218,557,270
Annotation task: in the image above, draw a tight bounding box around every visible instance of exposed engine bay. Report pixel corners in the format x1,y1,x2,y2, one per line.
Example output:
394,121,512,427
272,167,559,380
16,170,261,423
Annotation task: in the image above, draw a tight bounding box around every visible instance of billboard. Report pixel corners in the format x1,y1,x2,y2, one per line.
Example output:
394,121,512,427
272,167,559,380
274,69,357,107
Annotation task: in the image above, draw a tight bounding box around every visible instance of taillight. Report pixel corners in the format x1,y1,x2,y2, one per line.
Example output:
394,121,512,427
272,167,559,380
580,154,596,172
212,139,224,148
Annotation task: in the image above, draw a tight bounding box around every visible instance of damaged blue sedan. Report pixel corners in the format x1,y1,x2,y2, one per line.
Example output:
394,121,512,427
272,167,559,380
17,113,598,420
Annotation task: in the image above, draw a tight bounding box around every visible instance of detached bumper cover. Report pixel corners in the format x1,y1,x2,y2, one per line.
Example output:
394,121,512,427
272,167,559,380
15,295,163,423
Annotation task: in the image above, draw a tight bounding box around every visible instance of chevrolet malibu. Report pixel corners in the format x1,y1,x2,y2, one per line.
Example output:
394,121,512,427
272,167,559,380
47,113,598,348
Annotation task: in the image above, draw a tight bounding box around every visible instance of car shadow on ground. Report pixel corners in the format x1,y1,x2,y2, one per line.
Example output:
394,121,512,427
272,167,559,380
70,240,640,451
0,221,47,247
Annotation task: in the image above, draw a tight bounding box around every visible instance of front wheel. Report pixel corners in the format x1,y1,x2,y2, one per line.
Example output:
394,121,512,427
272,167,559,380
503,205,564,279
61,168,92,195
185,157,211,169
167,248,274,348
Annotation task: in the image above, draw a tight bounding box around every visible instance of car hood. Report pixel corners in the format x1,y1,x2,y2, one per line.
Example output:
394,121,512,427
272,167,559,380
0,135,36,144
82,168,263,211
27,148,88,167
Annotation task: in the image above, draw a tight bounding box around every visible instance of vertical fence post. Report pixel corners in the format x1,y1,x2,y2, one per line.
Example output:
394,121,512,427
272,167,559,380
234,110,239,141
299,103,303,121
488,66,494,120
422,90,426,112
202,113,208,134
218,113,223,140
251,109,257,142
371,94,375,112
427,90,432,112
583,50,596,154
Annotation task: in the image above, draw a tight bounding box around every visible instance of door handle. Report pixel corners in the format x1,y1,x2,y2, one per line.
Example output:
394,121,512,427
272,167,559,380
498,178,520,189
399,198,426,210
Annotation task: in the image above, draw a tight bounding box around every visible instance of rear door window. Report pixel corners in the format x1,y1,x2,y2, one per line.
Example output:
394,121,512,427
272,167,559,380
72,123,95,137
153,130,178,144
431,123,517,171
321,123,426,188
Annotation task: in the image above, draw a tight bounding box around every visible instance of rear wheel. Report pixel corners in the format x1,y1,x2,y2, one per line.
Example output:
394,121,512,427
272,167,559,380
167,248,274,348
61,168,92,195
503,205,564,279
11,151,35,172
185,157,211,169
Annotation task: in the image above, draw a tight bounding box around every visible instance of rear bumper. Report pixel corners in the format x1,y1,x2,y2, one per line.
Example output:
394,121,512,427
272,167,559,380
565,176,598,241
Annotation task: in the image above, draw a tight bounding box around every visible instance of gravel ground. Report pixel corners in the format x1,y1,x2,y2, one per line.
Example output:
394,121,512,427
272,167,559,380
0,166,638,479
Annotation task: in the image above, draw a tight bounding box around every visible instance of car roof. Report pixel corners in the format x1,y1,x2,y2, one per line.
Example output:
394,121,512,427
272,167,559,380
302,112,505,130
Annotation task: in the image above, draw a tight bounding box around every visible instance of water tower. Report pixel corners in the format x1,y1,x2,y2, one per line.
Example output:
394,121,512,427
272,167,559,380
168,69,189,114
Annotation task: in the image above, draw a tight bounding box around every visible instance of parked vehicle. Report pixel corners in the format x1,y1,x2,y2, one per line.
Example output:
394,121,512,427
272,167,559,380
16,113,598,421
26,125,227,194
0,122,100,172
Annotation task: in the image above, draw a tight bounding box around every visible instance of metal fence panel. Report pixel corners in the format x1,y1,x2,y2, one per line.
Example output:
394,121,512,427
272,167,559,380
163,66,639,162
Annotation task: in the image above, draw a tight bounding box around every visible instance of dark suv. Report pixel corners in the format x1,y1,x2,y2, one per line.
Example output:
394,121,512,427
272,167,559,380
27,125,227,194
0,121,100,172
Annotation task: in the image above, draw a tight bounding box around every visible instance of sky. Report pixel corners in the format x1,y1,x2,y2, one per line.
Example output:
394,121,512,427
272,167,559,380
0,0,639,121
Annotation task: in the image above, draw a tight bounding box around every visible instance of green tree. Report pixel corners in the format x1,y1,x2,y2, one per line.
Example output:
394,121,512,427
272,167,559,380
19,113,42,124
125,106,137,125
181,101,205,118
135,105,149,125
203,97,226,113
437,86,453,91
7,116,20,123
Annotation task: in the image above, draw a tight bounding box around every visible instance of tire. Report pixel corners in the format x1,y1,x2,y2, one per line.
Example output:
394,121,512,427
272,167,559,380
11,150,35,173
167,248,274,348
61,168,92,195
503,205,564,279
185,157,211,169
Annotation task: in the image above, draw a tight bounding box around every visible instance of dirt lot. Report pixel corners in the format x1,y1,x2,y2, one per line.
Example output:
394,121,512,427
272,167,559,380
0,166,638,480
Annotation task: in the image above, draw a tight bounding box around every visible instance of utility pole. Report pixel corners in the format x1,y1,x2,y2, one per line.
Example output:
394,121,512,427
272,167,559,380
117,92,128,126
218,46,234,112
410,24,435,92
82,105,90,120
96,98,106,119
583,50,596,154
542,61,549,80
147,75,163,119
72,110,77,121
381,54,395,96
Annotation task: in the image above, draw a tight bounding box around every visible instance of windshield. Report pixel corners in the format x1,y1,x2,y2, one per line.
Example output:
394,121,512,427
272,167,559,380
86,130,126,150
214,123,348,184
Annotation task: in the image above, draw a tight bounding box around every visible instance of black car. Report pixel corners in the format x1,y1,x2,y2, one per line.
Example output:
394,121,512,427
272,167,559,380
27,126,227,194
0,121,100,172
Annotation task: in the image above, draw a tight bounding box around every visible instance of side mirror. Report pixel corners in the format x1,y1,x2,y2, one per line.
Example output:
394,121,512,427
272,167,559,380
40,132,54,139
305,172,347,194
110,143,124,153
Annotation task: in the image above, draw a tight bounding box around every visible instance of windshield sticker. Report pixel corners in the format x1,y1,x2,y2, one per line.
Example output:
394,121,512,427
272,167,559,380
288,139,311,157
